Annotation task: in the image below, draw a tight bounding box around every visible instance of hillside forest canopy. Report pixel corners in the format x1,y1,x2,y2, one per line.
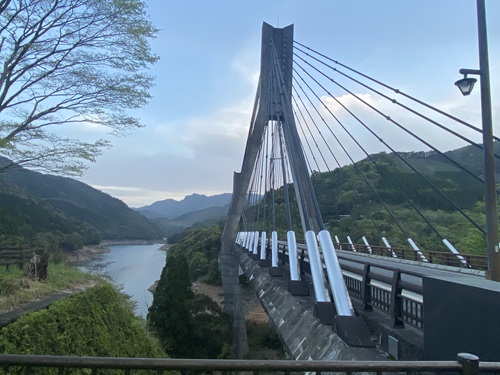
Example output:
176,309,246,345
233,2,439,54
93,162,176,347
0,0,158,176
244,149,499,256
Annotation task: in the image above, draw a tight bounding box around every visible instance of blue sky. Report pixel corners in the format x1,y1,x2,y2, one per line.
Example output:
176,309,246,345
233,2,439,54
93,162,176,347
79,0,500,207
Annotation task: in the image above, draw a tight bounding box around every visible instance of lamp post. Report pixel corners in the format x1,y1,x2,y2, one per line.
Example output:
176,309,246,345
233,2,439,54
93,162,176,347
455,0,499,281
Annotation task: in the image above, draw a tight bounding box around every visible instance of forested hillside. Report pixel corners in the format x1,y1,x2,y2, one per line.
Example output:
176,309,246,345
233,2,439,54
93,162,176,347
0,159,163,249
259,144,496,255
312,149,489,254
151,205,229,237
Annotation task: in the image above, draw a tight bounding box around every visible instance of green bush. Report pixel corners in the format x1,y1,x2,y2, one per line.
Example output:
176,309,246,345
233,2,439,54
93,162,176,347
0,283,167,375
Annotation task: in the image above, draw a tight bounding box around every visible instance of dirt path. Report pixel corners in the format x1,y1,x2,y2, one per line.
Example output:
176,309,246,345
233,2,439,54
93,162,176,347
192,281,269,324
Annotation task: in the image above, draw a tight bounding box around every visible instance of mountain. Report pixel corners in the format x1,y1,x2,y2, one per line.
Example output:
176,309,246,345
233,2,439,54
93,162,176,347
0,179,100,249
170,205,229,227
136,193,232,219
0,159,163,246
305,143,495,254
151,204,229,236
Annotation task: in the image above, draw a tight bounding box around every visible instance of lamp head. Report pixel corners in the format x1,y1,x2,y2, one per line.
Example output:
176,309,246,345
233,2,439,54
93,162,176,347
455,75,477,96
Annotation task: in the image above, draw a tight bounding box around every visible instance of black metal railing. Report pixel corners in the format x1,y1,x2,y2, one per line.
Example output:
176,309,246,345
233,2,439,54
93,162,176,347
273,241,425,330
1,353,499,375
333,242,487,270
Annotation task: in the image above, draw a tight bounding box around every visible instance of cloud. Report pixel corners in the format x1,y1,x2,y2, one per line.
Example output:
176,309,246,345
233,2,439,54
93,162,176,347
83,63,258,207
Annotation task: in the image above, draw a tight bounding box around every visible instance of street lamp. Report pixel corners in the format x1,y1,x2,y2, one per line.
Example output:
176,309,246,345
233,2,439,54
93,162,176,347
455,0,499,281
454,69,478,96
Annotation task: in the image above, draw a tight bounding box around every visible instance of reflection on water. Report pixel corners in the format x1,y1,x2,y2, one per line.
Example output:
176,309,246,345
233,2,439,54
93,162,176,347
81,243,167,318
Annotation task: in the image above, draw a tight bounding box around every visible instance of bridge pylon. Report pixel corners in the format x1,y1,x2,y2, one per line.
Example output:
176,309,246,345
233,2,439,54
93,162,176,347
220,22,296,357
221,22,373,355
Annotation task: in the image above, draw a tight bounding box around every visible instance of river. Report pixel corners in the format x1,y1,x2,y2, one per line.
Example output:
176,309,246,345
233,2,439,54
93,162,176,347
81,243,167,318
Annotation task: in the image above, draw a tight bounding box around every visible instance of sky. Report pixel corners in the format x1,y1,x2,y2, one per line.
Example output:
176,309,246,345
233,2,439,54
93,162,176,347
78,0,500,208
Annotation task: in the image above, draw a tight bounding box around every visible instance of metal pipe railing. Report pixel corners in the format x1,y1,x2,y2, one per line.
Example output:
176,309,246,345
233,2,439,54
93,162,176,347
0,353,498,374
274,240,425,329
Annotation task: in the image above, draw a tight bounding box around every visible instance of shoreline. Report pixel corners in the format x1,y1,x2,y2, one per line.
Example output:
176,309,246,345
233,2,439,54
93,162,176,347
65,244,110,265
66,240,167,265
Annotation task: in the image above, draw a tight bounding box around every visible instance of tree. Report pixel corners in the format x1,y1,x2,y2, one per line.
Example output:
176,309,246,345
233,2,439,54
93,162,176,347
0,0,158,175
147,252,194,357
186,294,231,359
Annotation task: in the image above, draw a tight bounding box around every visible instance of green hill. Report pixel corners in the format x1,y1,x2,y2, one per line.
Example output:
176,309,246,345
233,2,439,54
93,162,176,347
312,146,491,253
259,143,495,255
0,159,163,249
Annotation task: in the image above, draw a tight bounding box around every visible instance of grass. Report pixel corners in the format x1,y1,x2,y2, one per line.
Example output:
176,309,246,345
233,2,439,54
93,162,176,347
0,262,101,313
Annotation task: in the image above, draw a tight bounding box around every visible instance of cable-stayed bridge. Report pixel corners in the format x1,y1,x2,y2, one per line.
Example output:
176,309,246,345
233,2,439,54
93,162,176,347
2,20,500,375
220,22,500,362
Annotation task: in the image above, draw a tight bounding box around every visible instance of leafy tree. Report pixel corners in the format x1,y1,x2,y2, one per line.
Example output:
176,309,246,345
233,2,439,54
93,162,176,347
189,252,209,280
0,0,158,175
185,294,231,359
168,226,223,284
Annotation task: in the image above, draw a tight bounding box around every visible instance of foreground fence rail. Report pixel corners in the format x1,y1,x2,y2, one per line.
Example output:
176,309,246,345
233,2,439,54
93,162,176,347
1,354,499,375
0,247,42,270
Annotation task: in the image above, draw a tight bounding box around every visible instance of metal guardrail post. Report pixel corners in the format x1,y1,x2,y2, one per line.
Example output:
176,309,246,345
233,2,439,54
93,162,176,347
390,269,405,328
361,264,372,312
457,353,479,375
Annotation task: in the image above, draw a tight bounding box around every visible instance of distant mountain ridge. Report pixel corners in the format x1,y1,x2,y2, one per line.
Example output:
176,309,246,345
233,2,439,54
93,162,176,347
136,193,232,219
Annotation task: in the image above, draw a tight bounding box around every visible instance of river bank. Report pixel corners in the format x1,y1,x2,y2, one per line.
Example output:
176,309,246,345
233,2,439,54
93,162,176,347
65,244,110,264
65,240,167,265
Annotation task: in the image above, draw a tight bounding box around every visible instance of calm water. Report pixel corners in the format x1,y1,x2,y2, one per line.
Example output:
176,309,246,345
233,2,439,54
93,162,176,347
82,243,167,318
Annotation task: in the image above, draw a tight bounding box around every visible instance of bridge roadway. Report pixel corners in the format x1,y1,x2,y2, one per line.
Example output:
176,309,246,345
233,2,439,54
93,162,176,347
335,247,483,302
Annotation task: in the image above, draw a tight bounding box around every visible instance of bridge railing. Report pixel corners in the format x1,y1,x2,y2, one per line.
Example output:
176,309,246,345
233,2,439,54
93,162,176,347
1,353,499,374
334,242,488,270
275,241,425,330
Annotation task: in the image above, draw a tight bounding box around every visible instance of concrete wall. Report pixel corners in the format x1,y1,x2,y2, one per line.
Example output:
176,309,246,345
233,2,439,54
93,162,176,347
423,275,500,361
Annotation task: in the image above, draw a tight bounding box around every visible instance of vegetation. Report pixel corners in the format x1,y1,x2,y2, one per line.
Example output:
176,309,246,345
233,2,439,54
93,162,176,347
0,262,99,313
311,152,491,254
0,0,158,176
250,146,496,255
246,321,283,359
0,161,164,250
147,226,232,358
147,252,193,357
0,283,166,374
167,226,223,284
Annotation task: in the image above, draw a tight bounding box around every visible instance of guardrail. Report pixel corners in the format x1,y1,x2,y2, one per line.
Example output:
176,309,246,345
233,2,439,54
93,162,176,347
334,242,488,270
274,240,425,330
0,248,41,270
0,353,498,374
